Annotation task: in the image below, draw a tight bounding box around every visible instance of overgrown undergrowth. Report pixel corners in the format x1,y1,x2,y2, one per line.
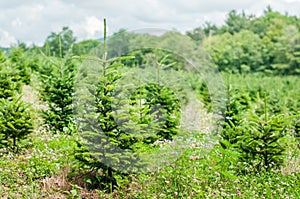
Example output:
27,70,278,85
1,127,299,198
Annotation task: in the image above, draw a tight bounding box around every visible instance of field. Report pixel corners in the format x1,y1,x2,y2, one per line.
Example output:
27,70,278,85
1,10,300,199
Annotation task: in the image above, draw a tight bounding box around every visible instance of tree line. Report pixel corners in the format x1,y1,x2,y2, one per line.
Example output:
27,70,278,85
2,7,299,76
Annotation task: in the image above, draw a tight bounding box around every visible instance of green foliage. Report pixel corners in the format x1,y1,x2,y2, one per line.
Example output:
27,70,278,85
0,130,76,198
158,31,196,57
107,29,135,58
8,47,31,84
0,96,33,148
219,74,298,173
0,69,298,198
111,142,300,199
39,56,77,133
1,8,300,198
0,50,7,64
128,32,159,51
0,65,21,99
72,39,103,56
125,31,196,71
74,19,138,192
221,10,253,34
285,28,300,75
25,51,42,72
43,26,76,57
87,60,140,150
295,119,300,146
236,111,291,172
129,82,181,144
74,20,183,193
0,47,35,150
204,30,264,72
195,7,300,74
186,27,205,43
123,48,186,71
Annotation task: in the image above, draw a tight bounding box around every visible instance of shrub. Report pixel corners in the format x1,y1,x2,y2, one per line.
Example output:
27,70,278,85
130,82,181,143
39,56,77,133
8,47,31,85
237,112,290,172
0,96,34,148
0,65,21,99
220,96,292,173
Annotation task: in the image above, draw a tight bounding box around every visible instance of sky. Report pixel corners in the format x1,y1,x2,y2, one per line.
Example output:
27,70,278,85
0,0,300,47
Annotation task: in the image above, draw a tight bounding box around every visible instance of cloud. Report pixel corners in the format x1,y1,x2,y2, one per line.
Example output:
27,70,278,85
0,29,17,47
11,18,22,28
0,0,300,47
84,16,104,38
285,0,300,3
71,16,105,41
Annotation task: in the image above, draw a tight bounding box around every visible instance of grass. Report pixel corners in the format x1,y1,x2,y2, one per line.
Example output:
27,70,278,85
0,127,76,198
1,75,300,198
1,124,299,198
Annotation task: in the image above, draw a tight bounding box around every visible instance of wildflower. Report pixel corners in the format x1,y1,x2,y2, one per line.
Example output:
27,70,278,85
195,156,200,160
236,189,241,196
214,171,220,177
174,192,178,196
190,155,194,160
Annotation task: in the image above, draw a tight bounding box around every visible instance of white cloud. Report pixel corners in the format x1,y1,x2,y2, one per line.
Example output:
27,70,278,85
84,16,104,38
285,0,300,2
12,18,22,28
71,16,105,41
0,29,17,47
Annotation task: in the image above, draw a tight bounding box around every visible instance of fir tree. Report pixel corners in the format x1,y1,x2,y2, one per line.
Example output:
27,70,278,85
74,19,182,191
0,96,33,148
74,19,138,192
0,52,33,149
39,55,77,133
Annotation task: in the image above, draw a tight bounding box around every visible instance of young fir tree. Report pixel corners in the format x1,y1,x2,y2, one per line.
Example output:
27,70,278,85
8,47,31,85
0,96,33,148
0,65,21,99
220,75,251,145
129,78,181,144
237,97,291,172
74,20,182,191
0,52,33,149
39,51,77,133
0,51,22,99
221,94,292,173
74,19,139,192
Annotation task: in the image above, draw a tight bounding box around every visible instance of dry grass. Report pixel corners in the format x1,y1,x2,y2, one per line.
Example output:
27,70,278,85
21,84,48,128
21,84,47,111
38,166,102,199
281,155,300,175
39,166,102,199
40,166,71,194
180,98,216,134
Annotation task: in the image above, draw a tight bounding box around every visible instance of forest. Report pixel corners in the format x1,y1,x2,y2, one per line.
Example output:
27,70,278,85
0,7,300,198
